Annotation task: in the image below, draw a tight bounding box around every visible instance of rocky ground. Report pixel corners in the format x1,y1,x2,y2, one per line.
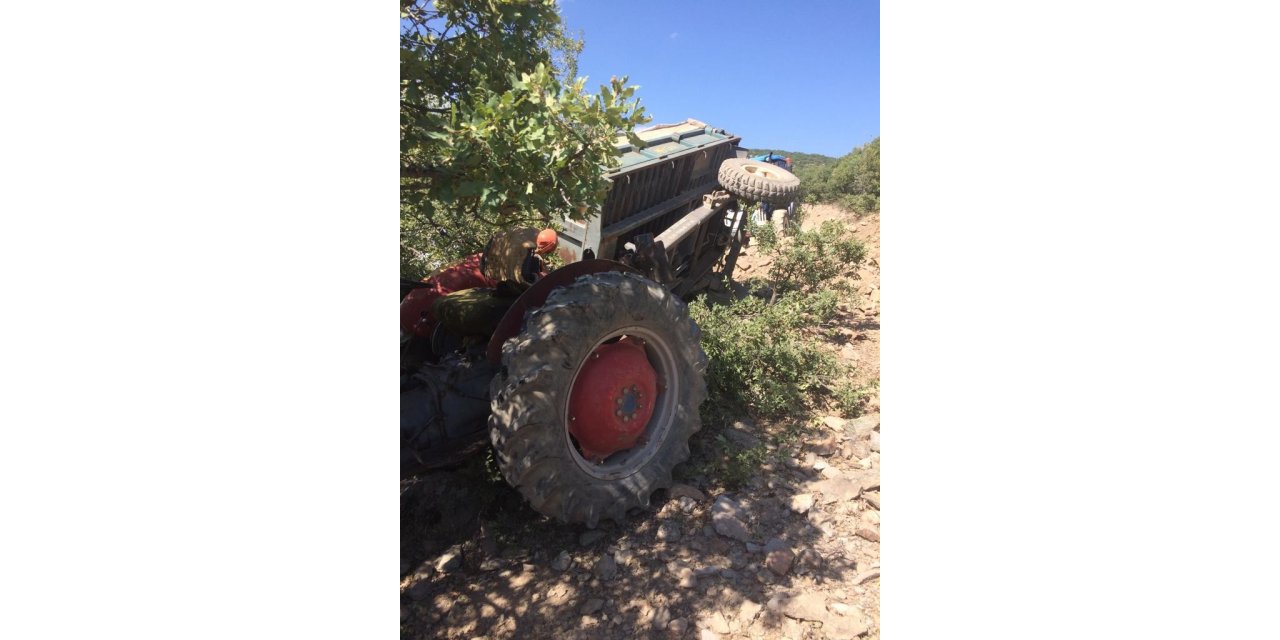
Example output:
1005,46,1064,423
401,204,881,640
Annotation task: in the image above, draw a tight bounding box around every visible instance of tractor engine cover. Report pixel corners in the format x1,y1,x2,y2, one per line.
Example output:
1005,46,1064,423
566,337,658,462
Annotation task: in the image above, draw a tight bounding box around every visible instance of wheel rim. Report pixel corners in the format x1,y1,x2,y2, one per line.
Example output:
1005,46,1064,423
743,162,782,182
564,326,681,480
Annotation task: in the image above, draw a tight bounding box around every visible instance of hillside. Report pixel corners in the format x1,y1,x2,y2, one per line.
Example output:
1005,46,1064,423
742,149,839,169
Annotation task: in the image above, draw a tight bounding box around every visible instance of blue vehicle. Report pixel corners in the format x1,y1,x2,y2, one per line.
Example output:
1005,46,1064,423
748,152,797,226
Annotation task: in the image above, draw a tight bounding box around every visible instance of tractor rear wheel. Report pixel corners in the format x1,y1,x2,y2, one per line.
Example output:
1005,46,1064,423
488,272,708,526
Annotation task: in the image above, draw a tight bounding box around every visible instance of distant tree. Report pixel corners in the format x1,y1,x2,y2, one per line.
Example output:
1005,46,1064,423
829,137,879,213
400,0,649,278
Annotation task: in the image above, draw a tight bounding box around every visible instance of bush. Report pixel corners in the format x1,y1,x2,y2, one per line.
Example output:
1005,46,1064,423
691,218,866,425
764,220,867,294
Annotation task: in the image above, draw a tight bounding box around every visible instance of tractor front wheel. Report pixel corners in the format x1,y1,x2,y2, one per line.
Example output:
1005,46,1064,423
488,272,708,526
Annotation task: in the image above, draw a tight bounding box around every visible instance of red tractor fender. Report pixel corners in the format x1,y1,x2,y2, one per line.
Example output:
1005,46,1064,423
485,259,642,365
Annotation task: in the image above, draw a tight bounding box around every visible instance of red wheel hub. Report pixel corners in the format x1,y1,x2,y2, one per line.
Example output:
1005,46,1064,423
567,337,658,462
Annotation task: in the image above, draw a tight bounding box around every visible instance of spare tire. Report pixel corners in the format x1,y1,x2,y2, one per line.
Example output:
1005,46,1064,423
718,158,800,204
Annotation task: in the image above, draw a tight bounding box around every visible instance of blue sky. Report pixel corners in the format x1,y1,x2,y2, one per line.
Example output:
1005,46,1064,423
559,0,879,158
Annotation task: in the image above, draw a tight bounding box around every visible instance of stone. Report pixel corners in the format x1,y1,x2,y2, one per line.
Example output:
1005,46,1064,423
670,483,708,502
765,548,795,575
767,590,828,621
859,472,879,492
823,614,869,639
657,521,682,542
811,477,861,503
850,441,871,459
739,600,763,625
676,566,697,589
579,530,606,546
863,510,880,526
677,496,698,513
713,495,750,520
813,459,829,471
613,549,635,566
668,619,688,634
407,579,433,601
551,550,572,571
782,618,805,639
856,528,880,542
821,416,847,431
863,492,880,510
869,431,880,452
694,566,722,578
794,548,824,575
700,629,722,640
580,598,604,615
790,493,814,514
698,611,731,634
812,432,840,456
853,569,880,585
434,547,463,573
821,466,844,479
725,421,762,449
653,606,672,630
594,554,618,580
712,496,752,543
848,414,879,435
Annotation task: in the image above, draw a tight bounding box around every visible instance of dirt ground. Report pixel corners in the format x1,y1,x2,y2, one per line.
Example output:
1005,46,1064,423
401,203,881,640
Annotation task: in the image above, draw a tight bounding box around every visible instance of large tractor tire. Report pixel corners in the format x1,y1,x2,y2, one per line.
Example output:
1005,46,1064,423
488,271,708,527
718,158,801,204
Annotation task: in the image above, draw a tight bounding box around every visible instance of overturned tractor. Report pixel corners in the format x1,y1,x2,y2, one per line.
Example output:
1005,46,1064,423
401,119,800,526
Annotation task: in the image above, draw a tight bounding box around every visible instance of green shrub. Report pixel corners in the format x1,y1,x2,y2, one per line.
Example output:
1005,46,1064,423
765,220,867,294
834,377,879,418
690,292,840,424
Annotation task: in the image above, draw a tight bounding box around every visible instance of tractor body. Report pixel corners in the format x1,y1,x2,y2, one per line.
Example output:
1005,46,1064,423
400,119,800,525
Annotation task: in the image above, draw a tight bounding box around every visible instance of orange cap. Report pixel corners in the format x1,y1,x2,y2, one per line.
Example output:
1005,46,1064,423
536,228,558,254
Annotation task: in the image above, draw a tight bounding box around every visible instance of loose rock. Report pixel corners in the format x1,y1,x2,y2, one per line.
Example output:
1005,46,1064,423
657,521,682,542
856,528,880,542
594,554,618,580
765,547,796,575
712,496,752,542
580,598,604,615
698,611,731,634
790,493,814,514
821,416,847,431
824,613,869,639
579,530,606,546
767,590,828,621
551,550,572,571
812,432,840,456
434,547,463,573
668,619,688,634
669,484,708,502
811,477,861,503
